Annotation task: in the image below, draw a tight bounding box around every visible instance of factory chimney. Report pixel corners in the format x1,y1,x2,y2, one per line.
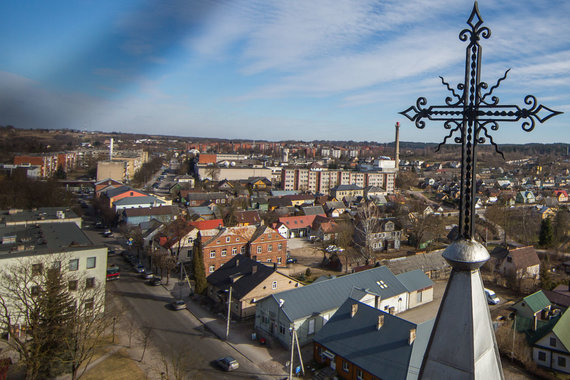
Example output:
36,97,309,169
395,122,400,172
110,138,114,161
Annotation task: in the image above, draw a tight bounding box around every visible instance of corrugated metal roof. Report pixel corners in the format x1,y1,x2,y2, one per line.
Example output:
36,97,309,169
521,290,551,313
314,298,434,380
396,270,434,292
270,266,407,322
114,196,165,206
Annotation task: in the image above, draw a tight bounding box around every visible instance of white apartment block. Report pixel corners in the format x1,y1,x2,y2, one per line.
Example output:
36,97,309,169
281,168,396,194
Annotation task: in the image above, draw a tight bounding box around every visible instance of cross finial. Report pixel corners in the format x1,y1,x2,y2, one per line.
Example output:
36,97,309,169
400,2,562,241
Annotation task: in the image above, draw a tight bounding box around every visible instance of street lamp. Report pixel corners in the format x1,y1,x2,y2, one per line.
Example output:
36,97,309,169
225,285,232,340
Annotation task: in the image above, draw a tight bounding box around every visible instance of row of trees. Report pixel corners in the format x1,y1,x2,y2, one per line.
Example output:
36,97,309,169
0,176,76,209
0,256,112,380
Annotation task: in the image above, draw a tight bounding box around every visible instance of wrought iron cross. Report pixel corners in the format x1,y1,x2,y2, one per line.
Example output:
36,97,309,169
400,2,562,241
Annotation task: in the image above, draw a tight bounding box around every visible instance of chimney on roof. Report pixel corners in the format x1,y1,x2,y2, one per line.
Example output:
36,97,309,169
273,263,277,270
408,328,416,345
351,303,358,318
235,258,239,267
252,264,257,274
376,315,384,330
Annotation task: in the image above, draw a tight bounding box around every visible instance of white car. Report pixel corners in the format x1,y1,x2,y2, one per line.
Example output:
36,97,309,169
484,288,500,305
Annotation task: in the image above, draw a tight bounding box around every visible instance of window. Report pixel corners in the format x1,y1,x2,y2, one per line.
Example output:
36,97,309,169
342,361,349,372
268,244,273,252
52,261,61,270
308,319,315,335
257,246,262,254
272,281,277,290
32,263,43,276
226,236,230,243
267,258,272,263
209,265,215,273
84,297,94,311
240,246,246,254
221,249,227,257
86,277,95,289
232,247,237,255
550,337,557,347
357,369,364,380
417,291,423,303
236,237,240,242
558,356,567,367
69,280,78,291
277,257,282,264
268,234,272,239
187,237,193,244
69,259,79,271
538,351,546,361
278,243,283,250
210,250,216,258
86,257,96,269
279,324,286,335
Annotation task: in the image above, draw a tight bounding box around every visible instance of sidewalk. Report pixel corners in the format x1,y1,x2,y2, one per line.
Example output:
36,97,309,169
166,281,308,379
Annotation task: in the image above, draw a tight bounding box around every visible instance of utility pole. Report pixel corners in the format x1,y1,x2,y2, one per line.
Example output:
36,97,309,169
225,286,232,340
289,327,295,380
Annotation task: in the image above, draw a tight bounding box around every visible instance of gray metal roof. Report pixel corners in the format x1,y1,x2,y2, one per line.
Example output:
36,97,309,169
269,266,407,322
396,270,434,292
113,196,165,206
314,298,434,380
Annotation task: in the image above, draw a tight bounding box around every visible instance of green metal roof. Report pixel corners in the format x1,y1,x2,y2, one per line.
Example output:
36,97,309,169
552,309,570,351
521,290,551,313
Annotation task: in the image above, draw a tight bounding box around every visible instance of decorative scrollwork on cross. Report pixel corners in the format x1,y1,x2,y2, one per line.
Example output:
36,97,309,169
400,2,562,241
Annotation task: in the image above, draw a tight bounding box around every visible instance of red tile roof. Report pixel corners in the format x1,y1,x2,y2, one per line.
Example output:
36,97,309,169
189,219,224,230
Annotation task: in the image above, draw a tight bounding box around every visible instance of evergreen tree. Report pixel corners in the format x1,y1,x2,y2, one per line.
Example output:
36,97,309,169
193,244,207,294
36,267,76,377
538,218,554,247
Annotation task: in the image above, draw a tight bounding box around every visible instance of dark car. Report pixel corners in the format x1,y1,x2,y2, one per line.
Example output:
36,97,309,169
216,356,239,371
286,257,297,264
170,300,186,310
148,277,161,286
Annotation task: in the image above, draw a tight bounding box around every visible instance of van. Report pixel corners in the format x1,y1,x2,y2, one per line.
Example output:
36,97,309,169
484,288,500,305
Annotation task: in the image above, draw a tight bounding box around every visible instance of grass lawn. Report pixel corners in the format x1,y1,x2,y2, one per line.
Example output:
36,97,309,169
81,348,146,380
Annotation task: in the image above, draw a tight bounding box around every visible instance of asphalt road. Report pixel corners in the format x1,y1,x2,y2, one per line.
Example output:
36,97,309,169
82,208,271,379
106,267,266,379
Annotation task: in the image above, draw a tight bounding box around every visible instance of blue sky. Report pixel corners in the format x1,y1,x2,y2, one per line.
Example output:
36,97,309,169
0,0,568,144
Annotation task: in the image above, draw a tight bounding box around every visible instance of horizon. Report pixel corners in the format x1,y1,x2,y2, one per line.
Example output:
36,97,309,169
1,1,568,144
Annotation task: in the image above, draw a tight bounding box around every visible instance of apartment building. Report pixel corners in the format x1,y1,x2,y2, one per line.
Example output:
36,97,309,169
281,168,396,194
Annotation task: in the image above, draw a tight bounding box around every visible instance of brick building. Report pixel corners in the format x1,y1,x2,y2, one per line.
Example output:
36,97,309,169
198,225,287,275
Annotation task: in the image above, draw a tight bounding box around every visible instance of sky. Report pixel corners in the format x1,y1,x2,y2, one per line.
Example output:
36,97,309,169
0,0,569,144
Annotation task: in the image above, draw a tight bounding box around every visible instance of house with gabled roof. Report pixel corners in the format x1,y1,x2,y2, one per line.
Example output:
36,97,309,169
516,190,536,204
531,309,570,374
313,298,434,380
277,215,319,238
248,225,287,266
512,290,553,333
112,195,166,211
553,190,568,203
254,266,410,348
234,210,261,226
302,205,325,216
491,245,540,281
199,225,256,275
207,255,302,319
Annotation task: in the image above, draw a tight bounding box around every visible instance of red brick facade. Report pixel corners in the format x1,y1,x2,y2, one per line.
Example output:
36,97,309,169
199,225,287,276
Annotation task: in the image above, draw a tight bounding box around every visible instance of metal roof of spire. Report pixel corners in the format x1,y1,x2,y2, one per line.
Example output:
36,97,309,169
400,2,562,379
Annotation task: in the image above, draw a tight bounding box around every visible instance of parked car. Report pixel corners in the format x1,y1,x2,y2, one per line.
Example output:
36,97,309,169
216,356,239,371
484,288,500,305
170,300,186,310
142,271,154,279
103,229,112,237
286,257,297,264
135,264,146,274
326,245,338,253
148,277,161,286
